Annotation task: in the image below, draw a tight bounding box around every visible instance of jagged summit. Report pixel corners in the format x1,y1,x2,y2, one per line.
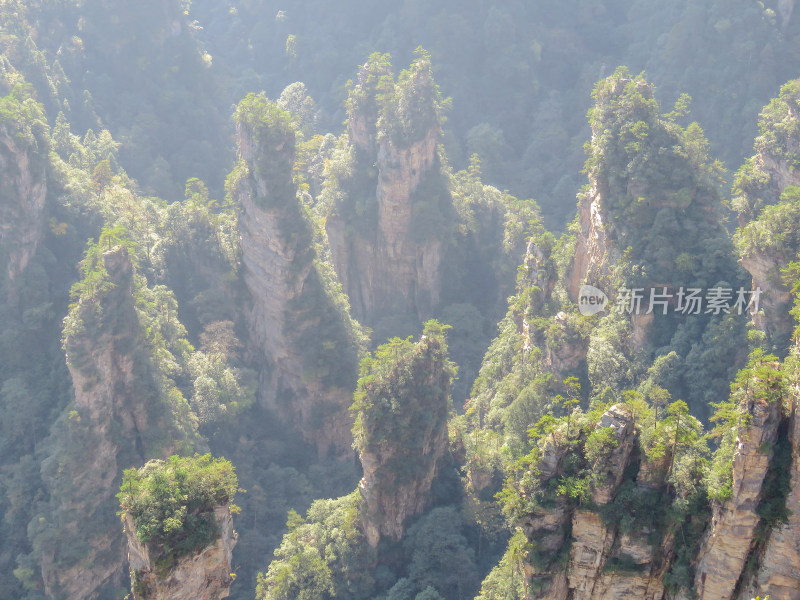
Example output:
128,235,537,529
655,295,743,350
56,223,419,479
327,50,451,325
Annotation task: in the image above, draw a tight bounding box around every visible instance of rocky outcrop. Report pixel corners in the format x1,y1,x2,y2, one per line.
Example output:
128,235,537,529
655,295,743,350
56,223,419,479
41,247,155,600
693,378,784,600
519,405,669,600
735,81,800,341
567,184,614,303
738,372,800,600
565,406,667,600
520,501,571,599
740,252,793,343
588,406,637,506
327,127,442,324
356,330,452,546
124,506,237,600
40,245,202,600
737,150,797,340
517,238,588,375
567,510,666,600
327,56,446,325
0,118,47,288
359,402,448,546
233,95,360,456
513,363,800,600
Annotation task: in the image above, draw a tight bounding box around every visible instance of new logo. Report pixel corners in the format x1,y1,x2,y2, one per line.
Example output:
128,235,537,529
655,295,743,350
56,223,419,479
578,284,608,316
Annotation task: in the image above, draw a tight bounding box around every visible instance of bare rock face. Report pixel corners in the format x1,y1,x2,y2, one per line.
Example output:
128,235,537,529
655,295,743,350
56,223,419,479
328,128,442,324
566,510,667,600
520,501,572,600
359,408,447,546
741,252,794,342
356,332,452,546
41,248,152,600
0,121,47,288
233,96,359,456
568,510,623,598
590,530,668,600
694,390,783,600
518,405,677,600
740,383,800,599
567,183,614,303
124,507,237,600
327,57,445,326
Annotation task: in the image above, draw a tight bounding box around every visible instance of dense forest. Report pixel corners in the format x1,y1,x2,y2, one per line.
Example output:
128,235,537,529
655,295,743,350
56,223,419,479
3,1,800,600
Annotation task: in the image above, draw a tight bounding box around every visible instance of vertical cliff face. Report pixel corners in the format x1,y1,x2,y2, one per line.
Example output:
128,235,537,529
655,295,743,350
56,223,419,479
509,362,800,600
41,247,155,600
743,379,800,599
124,506,237,600
232,93,361,455
354,325,454,546
740,252,793,341
566,182,614,303
40,244,200,600
519,405,669,600
326,52,448,326
0,101,48,289
693,390,783,600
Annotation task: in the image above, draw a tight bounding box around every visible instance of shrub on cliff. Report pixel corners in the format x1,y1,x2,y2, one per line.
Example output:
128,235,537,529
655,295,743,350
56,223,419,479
117,454,238,563
351,320,456,489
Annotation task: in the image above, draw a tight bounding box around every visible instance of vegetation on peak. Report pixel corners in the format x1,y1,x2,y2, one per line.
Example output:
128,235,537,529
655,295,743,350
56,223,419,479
351,320,456,479
346,47,449,148
118,454,238,564
234,92,295,145
585,68,731,288
733,79,800,224
255,492,374,600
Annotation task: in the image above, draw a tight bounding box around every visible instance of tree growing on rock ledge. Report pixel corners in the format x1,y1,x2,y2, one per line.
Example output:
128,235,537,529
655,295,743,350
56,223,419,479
117,454,240,600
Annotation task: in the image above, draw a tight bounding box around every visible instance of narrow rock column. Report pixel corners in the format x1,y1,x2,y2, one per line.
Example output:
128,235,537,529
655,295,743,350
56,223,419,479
124,506,238,600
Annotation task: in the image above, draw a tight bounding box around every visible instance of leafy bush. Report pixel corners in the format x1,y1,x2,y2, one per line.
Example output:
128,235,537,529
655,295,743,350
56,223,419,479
351,320,456,489
255,492,374,600
117,454,238,563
